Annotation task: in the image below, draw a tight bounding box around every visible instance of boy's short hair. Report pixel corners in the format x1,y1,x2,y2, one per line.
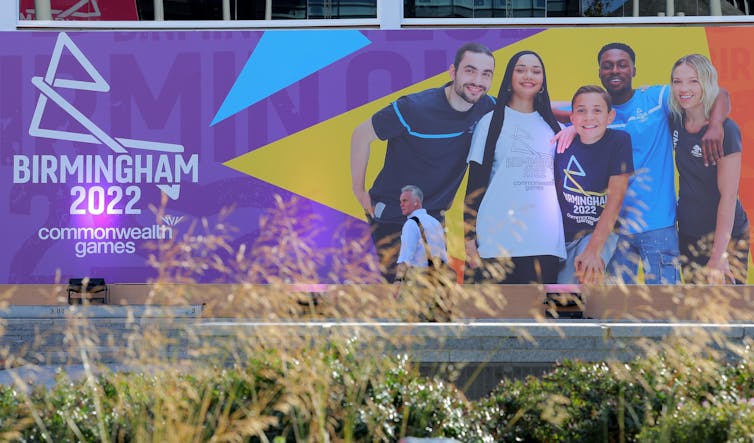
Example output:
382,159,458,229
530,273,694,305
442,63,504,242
571,85,612,111
597,42,636,65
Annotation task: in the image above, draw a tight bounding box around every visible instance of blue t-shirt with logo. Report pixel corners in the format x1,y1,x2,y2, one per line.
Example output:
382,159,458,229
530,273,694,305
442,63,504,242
369,87,495,224
555,129,634,242
609,85,675,234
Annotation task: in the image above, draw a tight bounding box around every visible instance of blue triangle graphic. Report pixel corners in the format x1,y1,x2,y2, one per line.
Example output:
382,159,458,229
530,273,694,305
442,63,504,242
565,156,585,177
563,155,586,192
211,30,371,126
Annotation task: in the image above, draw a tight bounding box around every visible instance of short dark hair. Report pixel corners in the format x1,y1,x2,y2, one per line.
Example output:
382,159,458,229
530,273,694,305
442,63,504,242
597,42,636,65
571,85,612,111
453,42,494,69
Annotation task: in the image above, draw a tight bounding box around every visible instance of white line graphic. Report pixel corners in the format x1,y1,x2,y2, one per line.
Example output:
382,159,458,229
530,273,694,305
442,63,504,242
24,0,103,20
30,32,186,200
58,0,101,19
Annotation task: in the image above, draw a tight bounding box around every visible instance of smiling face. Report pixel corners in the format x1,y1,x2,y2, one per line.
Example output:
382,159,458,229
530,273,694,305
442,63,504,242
671,63,703,112
598,49,636,103
448,50,495,110
510,53,544,101
570,92,615,144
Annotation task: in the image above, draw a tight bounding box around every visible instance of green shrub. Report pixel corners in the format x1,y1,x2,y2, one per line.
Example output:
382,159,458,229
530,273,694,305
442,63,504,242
471,349,754,443
361,356,491,442
0,385,31,441
475,360,649,442
637,400,754,442
3,350,754,442
1,340,488,442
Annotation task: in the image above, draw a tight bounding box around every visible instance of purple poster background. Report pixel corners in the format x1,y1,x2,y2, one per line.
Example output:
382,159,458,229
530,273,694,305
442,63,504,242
0,29,539,284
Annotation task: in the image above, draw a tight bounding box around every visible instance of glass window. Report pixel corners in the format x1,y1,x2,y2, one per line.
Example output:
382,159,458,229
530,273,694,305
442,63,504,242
405,0,752,17
18,0,752,20
19,0,141,20
19,0,376,20
405,0,550,16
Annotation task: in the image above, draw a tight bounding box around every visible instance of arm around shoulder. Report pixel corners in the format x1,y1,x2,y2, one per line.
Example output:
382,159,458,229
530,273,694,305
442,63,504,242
702,87,732,166
351,118,379,217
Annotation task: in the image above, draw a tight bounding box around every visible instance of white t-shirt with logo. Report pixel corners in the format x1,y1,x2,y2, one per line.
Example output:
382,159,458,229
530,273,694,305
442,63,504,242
467,108,566,259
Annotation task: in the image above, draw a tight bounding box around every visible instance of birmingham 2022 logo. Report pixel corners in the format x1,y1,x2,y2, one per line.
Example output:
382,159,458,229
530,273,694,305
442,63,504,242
12,33,196,258
14,32,198,217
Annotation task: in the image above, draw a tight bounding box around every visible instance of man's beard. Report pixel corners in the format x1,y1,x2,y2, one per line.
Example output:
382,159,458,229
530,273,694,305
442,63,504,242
454,82,484,104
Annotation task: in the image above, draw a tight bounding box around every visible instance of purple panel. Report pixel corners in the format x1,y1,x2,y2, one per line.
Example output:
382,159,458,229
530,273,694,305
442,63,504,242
0,29,542,284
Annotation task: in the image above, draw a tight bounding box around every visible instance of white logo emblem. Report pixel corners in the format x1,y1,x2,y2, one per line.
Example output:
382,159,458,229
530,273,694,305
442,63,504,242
161,215,185,227
633,107,649,123
29,32,186,200
691,144,703,158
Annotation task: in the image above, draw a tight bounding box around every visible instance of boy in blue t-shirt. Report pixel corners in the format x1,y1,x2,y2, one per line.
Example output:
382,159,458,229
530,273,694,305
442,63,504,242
555,85,634,284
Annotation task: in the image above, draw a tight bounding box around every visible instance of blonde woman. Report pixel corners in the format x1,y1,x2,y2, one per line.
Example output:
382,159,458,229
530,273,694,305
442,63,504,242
670,54,750,284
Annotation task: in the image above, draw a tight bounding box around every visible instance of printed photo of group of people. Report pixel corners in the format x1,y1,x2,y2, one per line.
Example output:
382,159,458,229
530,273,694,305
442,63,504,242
351,40,749,286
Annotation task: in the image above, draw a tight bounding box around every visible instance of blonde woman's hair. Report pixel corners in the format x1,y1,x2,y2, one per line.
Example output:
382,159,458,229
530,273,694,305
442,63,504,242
669,54,719,121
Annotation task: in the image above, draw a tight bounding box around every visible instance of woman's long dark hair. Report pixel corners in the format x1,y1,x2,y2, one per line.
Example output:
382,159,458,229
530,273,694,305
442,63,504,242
482,50,561,167
464,50,561,247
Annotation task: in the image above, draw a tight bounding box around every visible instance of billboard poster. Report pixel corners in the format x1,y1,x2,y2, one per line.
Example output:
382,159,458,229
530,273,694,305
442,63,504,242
19,0,139,21
0,27,753,285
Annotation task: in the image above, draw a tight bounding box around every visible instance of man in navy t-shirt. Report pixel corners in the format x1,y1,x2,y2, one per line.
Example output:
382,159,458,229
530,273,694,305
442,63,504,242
350,42,496,282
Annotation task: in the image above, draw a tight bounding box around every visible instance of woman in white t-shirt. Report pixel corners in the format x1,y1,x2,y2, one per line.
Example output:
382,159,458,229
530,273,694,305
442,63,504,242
464,50,566,283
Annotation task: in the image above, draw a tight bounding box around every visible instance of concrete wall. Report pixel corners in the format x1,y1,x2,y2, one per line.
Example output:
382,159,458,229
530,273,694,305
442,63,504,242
3,304,751,398
3,283,754,320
